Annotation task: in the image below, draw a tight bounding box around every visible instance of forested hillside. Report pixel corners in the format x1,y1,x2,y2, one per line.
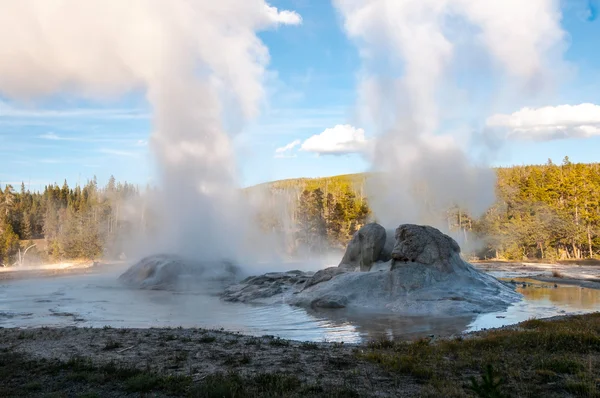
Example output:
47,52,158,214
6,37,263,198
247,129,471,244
1,157,599,265
249,157,600,261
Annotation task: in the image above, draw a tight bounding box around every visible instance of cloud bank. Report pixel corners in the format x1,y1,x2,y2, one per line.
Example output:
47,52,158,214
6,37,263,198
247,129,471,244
486,103,600,140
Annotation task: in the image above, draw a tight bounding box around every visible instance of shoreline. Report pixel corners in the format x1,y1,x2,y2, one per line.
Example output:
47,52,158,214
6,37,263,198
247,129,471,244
472,260,600,290
2,313,599,397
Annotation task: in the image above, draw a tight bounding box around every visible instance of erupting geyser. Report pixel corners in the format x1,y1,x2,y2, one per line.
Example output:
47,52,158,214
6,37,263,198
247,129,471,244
0,0,302,266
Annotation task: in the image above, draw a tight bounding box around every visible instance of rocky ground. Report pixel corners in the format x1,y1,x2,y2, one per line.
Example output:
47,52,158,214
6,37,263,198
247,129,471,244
473,260,600,289
2,313,600,397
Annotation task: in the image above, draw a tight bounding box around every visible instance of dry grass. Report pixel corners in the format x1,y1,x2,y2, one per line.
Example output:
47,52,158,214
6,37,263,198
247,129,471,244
360,313,600,397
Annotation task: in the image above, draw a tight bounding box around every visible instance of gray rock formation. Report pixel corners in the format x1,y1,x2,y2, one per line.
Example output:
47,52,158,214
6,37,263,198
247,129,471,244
119,254,238,290
223,271,310,303
303,267,347,289
221,223,521,315
390,224,460,272
338,223,388,271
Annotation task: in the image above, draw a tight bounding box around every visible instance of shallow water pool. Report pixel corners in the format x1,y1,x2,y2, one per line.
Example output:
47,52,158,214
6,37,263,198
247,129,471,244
1,269,598,343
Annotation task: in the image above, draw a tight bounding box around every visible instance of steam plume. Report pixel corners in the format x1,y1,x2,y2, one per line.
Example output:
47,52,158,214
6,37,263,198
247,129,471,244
333,0,565,228
0,0,301,261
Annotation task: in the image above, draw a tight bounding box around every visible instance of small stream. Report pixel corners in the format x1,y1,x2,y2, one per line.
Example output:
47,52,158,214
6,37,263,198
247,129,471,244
1,268,599,343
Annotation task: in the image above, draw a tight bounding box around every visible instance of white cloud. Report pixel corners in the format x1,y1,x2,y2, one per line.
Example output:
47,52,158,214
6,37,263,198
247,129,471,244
274,139,300,158
274,125,370,157
39,132,61,140
0,101,149,119
264,5,302,25
37,131,149,146
301,124,369,155
486,103,600,140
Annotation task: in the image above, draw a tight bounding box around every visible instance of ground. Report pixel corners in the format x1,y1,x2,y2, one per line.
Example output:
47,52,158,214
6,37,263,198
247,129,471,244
2,313,600,397
2,260,600,396
473,260,600,289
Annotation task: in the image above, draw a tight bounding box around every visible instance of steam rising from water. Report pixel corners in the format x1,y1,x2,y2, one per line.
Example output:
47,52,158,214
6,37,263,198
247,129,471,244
333,0,566,229
0,0,301,262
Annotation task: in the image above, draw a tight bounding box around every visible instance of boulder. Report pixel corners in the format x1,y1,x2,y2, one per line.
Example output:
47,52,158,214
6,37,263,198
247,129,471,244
390,224,461,272
338,223,387,271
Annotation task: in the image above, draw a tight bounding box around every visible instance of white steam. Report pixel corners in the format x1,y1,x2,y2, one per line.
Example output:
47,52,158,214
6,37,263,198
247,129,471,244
333,0,565,228
0,0,301,262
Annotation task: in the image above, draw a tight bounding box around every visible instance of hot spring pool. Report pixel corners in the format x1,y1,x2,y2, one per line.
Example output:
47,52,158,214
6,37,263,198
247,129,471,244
1,267,599,343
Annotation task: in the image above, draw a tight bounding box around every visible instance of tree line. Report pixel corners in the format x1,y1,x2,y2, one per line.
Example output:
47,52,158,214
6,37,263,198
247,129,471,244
1,157,599,264
0,176,140,265
475,157,600,260
254,159,600,260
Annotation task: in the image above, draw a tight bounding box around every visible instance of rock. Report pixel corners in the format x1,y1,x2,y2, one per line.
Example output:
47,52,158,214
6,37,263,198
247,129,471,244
338,223,387,271
221,223,521,316
222,270,311,303
310,295,348,309
303,267,347,289
119,254,238,290
391,224,460,272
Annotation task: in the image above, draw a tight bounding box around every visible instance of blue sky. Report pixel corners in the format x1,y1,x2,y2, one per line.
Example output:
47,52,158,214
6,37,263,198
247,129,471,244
1,0,599,191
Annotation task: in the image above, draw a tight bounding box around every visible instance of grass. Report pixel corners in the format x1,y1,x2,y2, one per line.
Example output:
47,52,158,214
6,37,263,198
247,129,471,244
268,337,290,347
199,335,217,344
359,313,600,397
300,341,320,350
0,349,357,397
102,339,122,350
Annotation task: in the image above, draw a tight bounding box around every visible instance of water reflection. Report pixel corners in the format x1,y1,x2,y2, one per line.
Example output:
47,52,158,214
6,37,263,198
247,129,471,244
516,281,600,309
466,279,600,332
1,271,599,343
305,308,475,342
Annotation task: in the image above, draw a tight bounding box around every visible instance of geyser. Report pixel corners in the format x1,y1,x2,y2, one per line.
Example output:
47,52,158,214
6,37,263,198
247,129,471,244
332,0,566,229
222,223,521,315
0,0,301,264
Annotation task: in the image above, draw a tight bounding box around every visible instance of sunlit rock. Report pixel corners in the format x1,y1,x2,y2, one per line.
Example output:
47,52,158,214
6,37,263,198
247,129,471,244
390,224,461,272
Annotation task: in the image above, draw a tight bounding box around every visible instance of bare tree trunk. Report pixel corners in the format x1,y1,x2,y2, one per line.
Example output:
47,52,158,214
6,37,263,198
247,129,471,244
588,224,593,258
